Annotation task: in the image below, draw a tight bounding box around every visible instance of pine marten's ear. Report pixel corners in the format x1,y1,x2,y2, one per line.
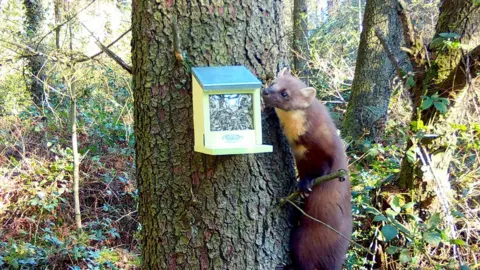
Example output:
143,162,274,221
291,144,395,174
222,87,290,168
277,67,290,78
300,87,316,104
300,87,316,98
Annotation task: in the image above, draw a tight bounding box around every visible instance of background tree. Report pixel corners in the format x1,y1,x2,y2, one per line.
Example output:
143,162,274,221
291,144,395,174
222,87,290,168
396,0,480,189
132,1,296,268
293,0,310,81
23,0,46,105
343,0,408,143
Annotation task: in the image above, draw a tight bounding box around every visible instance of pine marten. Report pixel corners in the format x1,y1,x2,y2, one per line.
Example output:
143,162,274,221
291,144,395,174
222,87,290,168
263,68,352,270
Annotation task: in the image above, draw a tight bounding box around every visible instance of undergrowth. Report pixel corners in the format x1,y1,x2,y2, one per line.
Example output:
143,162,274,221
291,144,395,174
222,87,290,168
0,72,139,269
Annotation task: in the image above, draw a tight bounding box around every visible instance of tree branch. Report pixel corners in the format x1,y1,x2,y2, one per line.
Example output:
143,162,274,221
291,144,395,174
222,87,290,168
396,0,415,49
374,28,406,78
80,23,132,74
76,27,132,63
278,169,348,207
0,39,65,63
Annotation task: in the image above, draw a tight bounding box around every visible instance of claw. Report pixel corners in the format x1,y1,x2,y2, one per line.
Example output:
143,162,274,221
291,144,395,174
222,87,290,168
298,177,314,195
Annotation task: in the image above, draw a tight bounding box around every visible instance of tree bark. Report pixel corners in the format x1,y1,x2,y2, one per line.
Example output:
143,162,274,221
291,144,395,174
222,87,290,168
397,0,480,189
23,0,46,105
343,0,408,142
293,0,309,82
132,1,296,269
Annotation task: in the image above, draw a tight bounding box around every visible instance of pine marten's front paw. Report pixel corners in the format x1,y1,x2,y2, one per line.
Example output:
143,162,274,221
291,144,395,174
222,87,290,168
297,177,314,198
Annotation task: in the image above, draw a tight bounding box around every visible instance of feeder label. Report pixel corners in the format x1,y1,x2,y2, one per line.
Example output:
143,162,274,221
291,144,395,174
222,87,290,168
222,134,244,143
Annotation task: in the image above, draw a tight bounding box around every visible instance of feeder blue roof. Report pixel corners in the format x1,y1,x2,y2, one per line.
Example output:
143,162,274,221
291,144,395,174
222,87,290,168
192,66,262,91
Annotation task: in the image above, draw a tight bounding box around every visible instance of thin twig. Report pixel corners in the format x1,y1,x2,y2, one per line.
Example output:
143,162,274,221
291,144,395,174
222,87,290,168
34,0,96,51
374,28,406,78
115,210,138,223
286,199,374,256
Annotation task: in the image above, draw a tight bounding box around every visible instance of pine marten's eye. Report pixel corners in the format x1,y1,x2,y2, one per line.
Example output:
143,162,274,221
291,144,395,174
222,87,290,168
281,91,288,97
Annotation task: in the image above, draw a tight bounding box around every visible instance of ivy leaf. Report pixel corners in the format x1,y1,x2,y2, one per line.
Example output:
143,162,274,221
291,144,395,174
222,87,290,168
434,101,448,114
450,238,466,245
430,37,444,49
403,202,415,210
427,213,441,229
373,215,387,222
386,246,398,255
386,208,398,218
406,76,415,89
460,265,470,270
399,249,411,264
451,210,465,218
381,225,398,242
439,32,460,39
421,97,433,110
406,146,417,163
391,196,402,213
423,231,442,245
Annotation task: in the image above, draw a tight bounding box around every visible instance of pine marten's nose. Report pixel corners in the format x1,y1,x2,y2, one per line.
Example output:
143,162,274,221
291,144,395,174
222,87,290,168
263,88,273,96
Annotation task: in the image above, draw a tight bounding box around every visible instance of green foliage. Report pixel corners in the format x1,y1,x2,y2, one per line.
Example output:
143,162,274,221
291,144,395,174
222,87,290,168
0,226,135,269
430,32,461,50
421,93,449,114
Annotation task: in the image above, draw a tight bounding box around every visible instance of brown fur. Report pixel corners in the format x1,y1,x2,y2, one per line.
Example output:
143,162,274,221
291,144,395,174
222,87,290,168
263,69,352,270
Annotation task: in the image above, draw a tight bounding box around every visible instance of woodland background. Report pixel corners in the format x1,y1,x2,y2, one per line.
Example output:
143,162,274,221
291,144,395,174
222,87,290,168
0,0,479,269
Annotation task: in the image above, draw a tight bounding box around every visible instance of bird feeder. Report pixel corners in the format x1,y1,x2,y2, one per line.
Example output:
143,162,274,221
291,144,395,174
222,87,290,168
192,65,273,155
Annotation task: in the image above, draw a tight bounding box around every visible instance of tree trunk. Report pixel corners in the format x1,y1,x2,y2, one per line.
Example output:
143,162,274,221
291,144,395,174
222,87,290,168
54,0,63,49
397,0,480,189
343,0,407,142
132,1,296,269
23,0,46,105
293,0,309,82
327,0,340,17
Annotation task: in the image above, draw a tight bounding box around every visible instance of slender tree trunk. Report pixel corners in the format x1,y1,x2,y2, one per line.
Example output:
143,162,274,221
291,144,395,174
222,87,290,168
293,0,309,82
68,3,81,230
358,0,362,33
343,0,407,142
54,0,63,49
133,1,295,269
70,96,82,230
23,0,46,105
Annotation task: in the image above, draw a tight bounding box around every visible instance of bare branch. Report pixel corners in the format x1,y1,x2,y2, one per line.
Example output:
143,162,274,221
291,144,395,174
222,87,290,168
278,169,348,207
76,27,132,63
35,0,96,51
0,39,65,63
80,23,132,74
396,0,415,49
374,28,406,78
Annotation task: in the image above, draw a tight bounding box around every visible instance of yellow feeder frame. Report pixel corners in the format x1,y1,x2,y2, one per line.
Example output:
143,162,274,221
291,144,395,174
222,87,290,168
192,66,273,155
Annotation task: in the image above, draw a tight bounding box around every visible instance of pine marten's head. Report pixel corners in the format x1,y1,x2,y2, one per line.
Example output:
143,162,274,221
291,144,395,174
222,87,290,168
262,68,316,111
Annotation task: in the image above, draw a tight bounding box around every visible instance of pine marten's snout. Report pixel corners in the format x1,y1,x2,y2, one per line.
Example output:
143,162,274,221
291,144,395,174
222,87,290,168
262,87,274,96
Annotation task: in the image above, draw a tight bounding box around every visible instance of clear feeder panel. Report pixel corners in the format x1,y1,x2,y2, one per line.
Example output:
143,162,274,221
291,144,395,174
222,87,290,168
209,94,253,131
